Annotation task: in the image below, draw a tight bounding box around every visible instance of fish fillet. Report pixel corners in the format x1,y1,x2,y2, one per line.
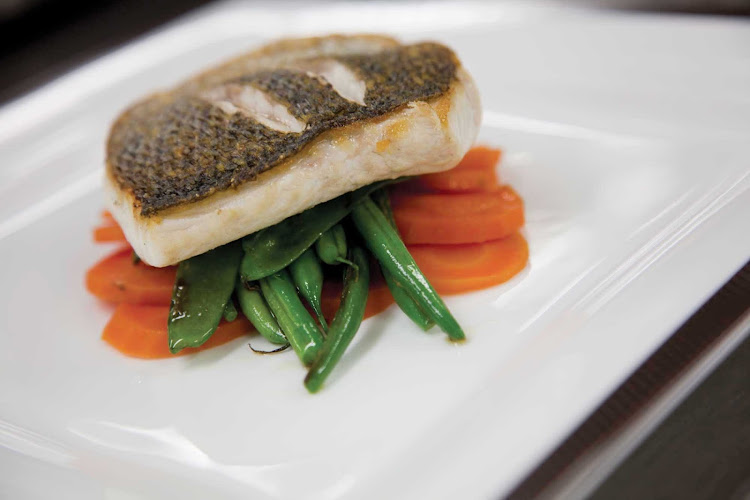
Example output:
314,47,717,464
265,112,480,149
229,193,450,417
105,34,481,267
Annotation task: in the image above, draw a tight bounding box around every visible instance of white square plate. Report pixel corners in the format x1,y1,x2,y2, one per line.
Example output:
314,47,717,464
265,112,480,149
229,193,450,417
1,2,749,499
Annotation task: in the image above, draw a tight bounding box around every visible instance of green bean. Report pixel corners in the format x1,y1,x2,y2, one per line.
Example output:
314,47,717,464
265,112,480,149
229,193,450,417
351,196,465,341
383,269,434,331
370,188,396,226
168,241,244,353
289,248,327,330
240,180,396,282
223,300,238,322
315,224,354,266
305,247,369,393
371,189,435,331
259,269,323,365
235,280,287,345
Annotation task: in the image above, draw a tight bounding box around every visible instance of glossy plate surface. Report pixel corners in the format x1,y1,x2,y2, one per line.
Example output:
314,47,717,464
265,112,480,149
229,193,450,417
1,2,749,499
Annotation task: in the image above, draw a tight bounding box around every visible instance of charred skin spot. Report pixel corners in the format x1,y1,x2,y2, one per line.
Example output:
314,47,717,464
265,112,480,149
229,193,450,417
107,43,457,216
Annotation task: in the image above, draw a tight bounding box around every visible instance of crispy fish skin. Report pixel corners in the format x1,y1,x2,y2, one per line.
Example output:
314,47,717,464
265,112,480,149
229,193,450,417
108,43,457,215
177,34,400,93
105,35,481,267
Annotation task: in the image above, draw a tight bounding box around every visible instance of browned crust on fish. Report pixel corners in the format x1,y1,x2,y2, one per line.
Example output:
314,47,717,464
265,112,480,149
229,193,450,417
179,34,400,93
107,38,459,216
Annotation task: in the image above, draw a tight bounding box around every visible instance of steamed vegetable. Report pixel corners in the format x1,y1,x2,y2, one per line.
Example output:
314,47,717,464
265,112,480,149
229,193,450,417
168,242,243,353
104,304,250,359
305,247,370,393
416,145,501,192
236,280,287,345
351,196,465,341
315,224,353,266
391,187,524,245
88,146,530,393
259,269,323,365
409,233,529,295
223,300,238,322
86,248,176,305
371,188,434,331
289,248,327,329
240,181,393,282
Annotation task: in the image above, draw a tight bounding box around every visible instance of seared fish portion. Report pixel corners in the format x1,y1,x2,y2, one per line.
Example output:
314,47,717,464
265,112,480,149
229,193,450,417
105,35,481,267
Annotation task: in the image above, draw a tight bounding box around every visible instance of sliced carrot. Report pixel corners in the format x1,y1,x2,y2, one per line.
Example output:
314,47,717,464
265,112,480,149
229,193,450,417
86,248,176,305
418,146,502,192
392,186,524,245
101,210,116,223
102,304,252,359
93,223,127,243
419,166,498,193
408,233,529,295
93,211,128,243
320,279,394,323
457,146,502,171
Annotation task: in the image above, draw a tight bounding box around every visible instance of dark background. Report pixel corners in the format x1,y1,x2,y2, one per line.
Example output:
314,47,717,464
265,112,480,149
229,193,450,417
1,0,750,105
0,0,209,104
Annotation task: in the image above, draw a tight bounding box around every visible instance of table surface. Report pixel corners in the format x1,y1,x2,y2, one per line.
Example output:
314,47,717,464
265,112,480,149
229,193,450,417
1,2,748,499
590,324,750,500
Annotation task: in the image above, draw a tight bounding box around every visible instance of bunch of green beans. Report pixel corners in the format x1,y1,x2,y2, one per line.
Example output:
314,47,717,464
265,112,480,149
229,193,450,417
166,182,464,392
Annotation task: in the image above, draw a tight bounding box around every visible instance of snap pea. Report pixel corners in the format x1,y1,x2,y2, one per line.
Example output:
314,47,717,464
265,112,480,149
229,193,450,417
351,196,465,341
371,189,435,331
288,248,327,330
259,269,323,365
168,241,244,353
235,280,287,345
240,180,395,282
223,300,238,322
305,246,369,393
315,224,354,266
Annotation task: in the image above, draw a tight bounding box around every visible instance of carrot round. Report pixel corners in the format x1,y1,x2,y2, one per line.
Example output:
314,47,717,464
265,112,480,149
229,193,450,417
93,211,127,243
93,224,127,243
418,146,501,192
86,248,176,305
458,146,502,170
102,304,252,359
408,233,529,295
392,186,524,245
